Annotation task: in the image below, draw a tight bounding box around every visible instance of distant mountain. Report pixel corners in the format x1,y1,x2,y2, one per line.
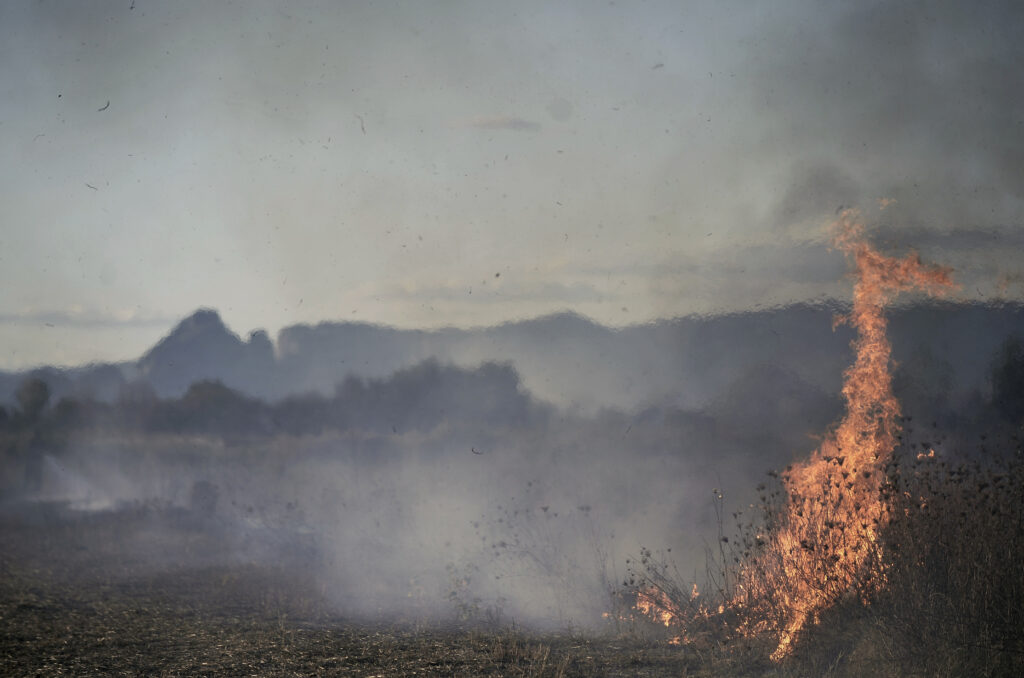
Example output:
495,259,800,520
140,302,1024,413
276,321,434,397
273,311,622,409
2,302,1023,415
137,309,275,397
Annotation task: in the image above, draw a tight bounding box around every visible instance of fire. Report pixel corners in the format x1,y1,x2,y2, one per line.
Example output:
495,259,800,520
753,210,955,659
635,588,680,627
637,210,955,660
634,582,701,628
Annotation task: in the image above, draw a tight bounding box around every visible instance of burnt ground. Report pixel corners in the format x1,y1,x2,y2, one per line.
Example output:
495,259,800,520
0,503,712,677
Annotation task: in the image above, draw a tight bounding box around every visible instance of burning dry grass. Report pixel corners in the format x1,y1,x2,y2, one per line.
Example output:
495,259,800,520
739,210,955,659
628,213,1024,675
627,429,1024,676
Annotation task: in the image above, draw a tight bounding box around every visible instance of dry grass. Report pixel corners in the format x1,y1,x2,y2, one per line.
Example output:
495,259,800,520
627,425,1024,677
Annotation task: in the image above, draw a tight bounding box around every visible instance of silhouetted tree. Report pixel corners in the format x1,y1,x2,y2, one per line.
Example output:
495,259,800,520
10,378,51,493
50,397,86,432
162,380,269,435
992,336,1024,424
272,392,330,435
116,380,160,431
15,377,50,424
328,360,532,434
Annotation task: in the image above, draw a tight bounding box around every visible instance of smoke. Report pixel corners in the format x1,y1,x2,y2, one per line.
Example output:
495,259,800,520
6,290,1024,634
17,407,730,628
753,1,1024,241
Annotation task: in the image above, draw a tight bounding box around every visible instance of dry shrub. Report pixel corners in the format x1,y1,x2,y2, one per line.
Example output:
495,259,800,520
629,426,1024,677
867,431,1024,676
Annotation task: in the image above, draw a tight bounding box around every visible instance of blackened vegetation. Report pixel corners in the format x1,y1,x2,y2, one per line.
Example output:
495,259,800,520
991,335,1024,424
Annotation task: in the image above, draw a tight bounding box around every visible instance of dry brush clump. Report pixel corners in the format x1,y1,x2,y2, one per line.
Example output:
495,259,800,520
628,211,955,660
626,427,1024,676
626,214,1024,675
865,429,1024,676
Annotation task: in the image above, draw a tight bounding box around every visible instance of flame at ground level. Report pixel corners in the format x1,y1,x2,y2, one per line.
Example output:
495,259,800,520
638,211,955,660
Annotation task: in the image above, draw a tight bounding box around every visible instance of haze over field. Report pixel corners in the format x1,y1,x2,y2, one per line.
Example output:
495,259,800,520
3,296,1023,629
3,2,1024,671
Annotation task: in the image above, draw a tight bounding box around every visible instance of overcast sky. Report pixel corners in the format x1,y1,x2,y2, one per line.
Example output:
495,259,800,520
2,0,1023,368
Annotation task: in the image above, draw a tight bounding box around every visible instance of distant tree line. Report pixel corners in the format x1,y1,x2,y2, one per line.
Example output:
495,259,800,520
3,335,1024,442
0,359,545,439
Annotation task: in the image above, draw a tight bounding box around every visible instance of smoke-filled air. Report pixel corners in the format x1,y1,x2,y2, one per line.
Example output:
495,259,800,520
3,1,1024,676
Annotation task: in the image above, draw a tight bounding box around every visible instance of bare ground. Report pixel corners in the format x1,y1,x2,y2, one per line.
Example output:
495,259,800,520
0,504,711,677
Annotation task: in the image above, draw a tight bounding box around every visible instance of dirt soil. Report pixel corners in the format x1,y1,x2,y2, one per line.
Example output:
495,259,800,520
0,503,700,677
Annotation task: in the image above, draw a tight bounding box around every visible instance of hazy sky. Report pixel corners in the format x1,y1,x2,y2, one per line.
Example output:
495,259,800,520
2,0,1023,368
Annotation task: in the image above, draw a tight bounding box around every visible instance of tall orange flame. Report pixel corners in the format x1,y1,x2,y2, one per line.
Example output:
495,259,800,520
741,210,955,659
635,211,956,659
